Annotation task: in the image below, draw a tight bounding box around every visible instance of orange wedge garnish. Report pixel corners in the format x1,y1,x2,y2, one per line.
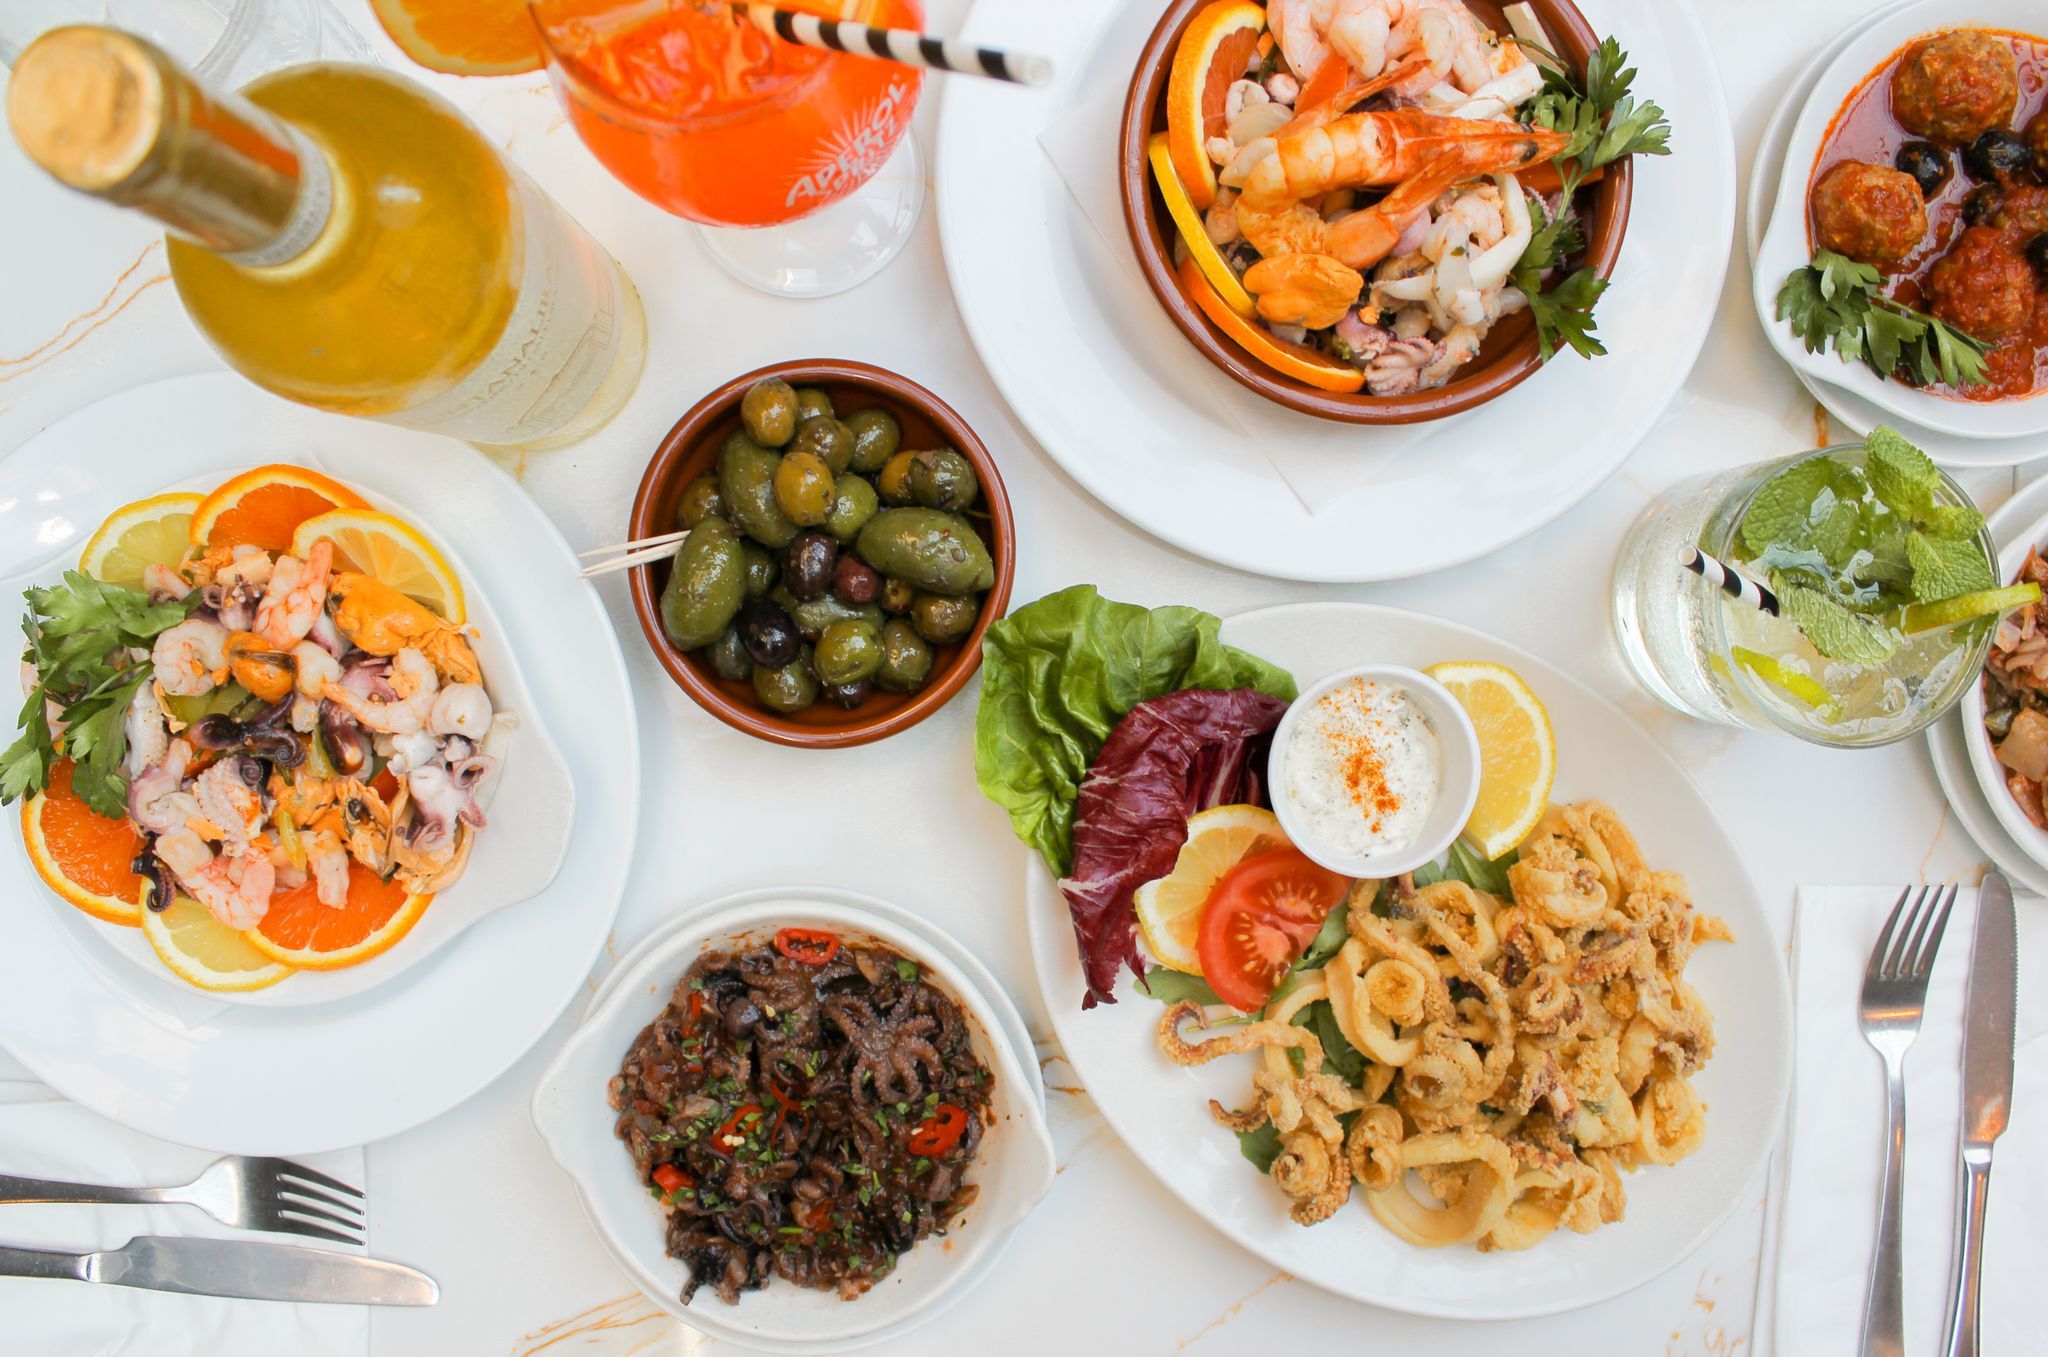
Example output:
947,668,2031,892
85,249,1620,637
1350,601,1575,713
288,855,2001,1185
1178,254,1366,394
191,465,366,553
1166,0,1267,211
368,0,545,77
245,860,432,970
22,760,150,927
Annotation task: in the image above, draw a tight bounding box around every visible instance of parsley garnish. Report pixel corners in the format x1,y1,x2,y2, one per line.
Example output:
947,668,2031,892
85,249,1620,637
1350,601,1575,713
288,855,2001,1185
1,573,193,817
1777,250,1990,390
1510,37,1672,363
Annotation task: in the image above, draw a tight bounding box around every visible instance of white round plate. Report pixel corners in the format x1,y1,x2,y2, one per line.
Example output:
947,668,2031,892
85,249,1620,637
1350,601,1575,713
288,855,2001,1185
0,375,638,1154
1023,601,1792,1318
936,0,1734,583
16,469,577,1009
1741,0,2026,467
1750,0,2048,445
1927,471,2048,895
533,887,1056,1355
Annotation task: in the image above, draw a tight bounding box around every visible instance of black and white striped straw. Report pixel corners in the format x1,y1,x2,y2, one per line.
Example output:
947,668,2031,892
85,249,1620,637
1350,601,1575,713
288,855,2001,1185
732,3,1052,86
1679,545,1780,617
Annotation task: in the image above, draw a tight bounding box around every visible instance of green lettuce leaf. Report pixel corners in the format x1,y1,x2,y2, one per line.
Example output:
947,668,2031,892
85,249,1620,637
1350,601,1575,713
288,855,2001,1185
974,586,1296,875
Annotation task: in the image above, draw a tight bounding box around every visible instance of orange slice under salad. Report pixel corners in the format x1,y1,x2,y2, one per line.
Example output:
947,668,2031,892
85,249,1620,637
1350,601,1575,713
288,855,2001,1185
245,861,433,971
1149,133,1256,319
1179,254,1366,393
1165,0,1268,211
22,760,151,927
189,464,366,553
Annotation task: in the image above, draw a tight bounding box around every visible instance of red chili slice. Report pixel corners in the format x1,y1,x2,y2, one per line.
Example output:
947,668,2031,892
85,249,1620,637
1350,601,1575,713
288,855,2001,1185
793,1198,832,1232
651,1163,693,1194
907,1102,968,1156
774,928,841,964
713,1103,765,1153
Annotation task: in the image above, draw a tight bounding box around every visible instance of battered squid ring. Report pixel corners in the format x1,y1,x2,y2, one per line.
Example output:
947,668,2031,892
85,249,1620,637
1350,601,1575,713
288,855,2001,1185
1635,1074,1707,1165
1363,1130,1516,1248
1506,832,1608,929
1327,938,1422,1067
1363,957,1428,1025
1408,879,1501,975
1346,1103,1406,1190
1477,1167,1570,1252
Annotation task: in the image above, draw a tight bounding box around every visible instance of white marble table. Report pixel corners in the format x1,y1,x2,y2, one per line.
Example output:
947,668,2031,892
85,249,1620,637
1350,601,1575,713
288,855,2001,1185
0,1,2020,1352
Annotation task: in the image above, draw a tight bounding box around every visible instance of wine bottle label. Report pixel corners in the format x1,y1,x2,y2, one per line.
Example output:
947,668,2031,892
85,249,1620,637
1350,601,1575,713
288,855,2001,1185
387,170,633,447
222,128,334,270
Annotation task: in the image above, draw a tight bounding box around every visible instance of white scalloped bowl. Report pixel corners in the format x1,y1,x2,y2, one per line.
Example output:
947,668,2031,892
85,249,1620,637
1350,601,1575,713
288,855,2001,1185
1959,503,2048,865
531,888,1057,1355
1752,0,2048,441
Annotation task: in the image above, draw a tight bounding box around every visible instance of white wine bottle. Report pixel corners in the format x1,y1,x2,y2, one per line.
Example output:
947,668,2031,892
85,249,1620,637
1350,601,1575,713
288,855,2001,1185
7,24,646,449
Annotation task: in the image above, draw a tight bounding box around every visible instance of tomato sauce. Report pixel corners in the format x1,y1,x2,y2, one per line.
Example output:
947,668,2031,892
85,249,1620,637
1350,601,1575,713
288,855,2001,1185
1809,30,2048,402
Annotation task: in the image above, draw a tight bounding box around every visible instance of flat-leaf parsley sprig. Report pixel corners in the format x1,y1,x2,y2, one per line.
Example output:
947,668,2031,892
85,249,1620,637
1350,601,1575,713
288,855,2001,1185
1777,249,1990,390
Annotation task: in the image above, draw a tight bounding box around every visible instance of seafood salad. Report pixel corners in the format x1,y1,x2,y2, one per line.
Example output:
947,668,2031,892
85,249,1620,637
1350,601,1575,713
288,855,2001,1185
1148,0,1670,396
6,466,508,989
1983,546,2048,822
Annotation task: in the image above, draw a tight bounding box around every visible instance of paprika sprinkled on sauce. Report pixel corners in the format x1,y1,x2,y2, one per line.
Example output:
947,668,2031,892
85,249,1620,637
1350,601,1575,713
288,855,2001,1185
1283,678,1441,857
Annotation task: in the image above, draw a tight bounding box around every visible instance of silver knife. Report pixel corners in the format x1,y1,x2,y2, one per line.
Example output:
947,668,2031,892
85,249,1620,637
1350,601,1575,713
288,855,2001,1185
1941,870,2018,1357
0,1235,437,1305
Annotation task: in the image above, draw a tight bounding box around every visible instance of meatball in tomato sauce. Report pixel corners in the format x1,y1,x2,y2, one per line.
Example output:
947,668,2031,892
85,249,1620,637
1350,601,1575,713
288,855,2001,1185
1811,161,1929,266
1926,225,2038,341
1891,30,2019,145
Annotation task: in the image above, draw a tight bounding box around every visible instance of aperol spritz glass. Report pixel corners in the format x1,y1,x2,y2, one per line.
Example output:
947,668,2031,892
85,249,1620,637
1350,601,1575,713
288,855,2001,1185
530,0,923,297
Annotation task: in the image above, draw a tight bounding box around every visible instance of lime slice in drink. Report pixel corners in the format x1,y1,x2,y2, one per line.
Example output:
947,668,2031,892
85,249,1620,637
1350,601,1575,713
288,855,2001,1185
1897,583,2041,634
1731,646,1841,722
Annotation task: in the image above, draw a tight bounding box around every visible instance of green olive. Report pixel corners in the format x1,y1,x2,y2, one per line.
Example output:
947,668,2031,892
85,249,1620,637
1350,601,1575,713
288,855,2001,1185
790,416,855,474
908,448,979,512
814,618,883,685
773,450,836,526
876,618,934,693
878,450,919,505
777,589,884,642
752,648,820,714
718,435,797,548
880,576,917,614
825,473,879,544
741,378,798,448
912,591,980,645
658,517,746,650
676,475,726,530
707,625,753,682
845,407,902,474
793,387,835,423
740,542,779,598
855,508,996,595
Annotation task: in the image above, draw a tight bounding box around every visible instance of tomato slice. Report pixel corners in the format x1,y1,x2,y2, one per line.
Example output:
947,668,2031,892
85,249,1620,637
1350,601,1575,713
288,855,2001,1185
1195,847,1348,1012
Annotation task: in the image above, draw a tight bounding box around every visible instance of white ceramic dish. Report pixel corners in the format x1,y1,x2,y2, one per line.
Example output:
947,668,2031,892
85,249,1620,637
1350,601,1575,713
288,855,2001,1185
1927,471,2048,895
532,887,1057,1355
1957,498,2048,861
936,0,1735,583
1751,0,2048,442
0,375,638,1154
12,470,575,1008
1270,664,1479,879
1741,0,2039,467
1024,601,1792,1319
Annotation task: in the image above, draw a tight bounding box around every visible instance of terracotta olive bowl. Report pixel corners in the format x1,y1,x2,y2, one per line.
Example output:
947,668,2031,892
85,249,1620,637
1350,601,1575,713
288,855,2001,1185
628,360,1015,749
1118,0,1635,424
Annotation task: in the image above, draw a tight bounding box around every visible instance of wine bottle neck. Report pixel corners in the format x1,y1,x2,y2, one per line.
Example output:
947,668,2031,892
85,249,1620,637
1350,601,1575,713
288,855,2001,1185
5,25,330,264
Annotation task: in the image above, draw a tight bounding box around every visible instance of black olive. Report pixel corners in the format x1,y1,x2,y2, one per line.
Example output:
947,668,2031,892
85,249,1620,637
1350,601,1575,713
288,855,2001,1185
822,679,873,710
736,598,801,668
831,556,880,606
2028,233,2048,286
1963,183,2005,227
1894,140,1953,198
721,996,762,1036
782,531,838,602
1964,129,2031,184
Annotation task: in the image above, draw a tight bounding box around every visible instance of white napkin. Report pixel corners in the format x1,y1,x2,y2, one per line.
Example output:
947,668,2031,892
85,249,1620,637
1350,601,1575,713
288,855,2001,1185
1769,886,2045,1356
0,1054,371,1357
1034,0,1449,514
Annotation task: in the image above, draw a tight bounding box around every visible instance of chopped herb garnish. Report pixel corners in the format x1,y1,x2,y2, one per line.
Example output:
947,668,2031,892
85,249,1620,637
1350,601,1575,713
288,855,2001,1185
1777,250,1990,390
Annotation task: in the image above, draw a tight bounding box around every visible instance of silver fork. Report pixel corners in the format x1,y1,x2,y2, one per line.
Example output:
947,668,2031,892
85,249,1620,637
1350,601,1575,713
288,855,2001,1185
0,1156,364,1246
1857,882,1959,1357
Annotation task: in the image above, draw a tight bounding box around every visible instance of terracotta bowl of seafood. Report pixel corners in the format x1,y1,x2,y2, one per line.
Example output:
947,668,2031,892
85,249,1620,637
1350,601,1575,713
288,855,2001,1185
628,361,1014,749
1120,0,1635,424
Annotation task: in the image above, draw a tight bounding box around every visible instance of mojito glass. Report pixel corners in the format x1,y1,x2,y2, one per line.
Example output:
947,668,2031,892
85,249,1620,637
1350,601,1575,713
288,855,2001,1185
1612,439,1999,748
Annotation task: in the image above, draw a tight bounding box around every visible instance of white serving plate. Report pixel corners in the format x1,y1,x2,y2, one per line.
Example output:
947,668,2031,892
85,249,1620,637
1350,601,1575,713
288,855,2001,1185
1741,0,2038,466
0,375,638,1154
1751,0,2048,442
936,0,1735,582
1955,485,2048,866
533,887,1057,1355
13,470,575,1008
1024,601,1792,1318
